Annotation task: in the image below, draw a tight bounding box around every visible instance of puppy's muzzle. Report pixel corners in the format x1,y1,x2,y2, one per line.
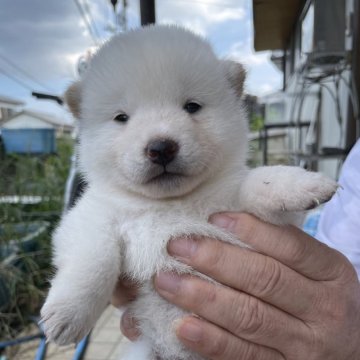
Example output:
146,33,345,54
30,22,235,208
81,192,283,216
145,139,179,166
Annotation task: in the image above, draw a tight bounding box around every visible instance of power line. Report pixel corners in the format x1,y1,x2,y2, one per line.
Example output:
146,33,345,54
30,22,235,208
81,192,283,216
0,67,33,92
82,0,102,40
0,52,54,92
73,0,100,45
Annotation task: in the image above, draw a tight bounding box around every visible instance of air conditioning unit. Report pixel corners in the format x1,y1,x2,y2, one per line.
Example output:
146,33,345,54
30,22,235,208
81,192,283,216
301,0,346,66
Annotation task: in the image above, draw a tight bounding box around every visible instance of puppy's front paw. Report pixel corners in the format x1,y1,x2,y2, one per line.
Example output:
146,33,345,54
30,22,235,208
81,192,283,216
272,168,338,211
40,297,93,345
297,171,338,210
242,166,339,213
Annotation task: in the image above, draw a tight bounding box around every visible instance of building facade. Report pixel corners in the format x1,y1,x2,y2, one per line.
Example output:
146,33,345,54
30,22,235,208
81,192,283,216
253,0,360,178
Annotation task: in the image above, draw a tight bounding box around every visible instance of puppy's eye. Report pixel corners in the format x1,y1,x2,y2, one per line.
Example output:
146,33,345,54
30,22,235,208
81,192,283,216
184,101,202,114
113,113,129,123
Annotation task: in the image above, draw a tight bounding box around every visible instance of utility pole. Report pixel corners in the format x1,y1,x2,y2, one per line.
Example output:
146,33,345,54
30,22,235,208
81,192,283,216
109,0,128,32
119,0,128,31
140,0,155,26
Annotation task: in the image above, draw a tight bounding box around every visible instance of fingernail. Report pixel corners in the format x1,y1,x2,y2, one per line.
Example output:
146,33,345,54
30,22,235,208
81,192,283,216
168,237,197,259
177,319,203,342
121,313,140,340
121,312,136,330
209,214,235,231
155,272,182,295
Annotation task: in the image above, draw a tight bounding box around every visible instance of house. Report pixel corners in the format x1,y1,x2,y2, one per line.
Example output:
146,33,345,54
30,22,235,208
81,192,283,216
253,0,360,178
2,110,74,136
1,110,74,154
0,94,25,126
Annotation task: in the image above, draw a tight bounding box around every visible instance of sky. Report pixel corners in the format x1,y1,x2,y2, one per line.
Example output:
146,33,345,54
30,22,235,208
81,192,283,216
0,0,282,124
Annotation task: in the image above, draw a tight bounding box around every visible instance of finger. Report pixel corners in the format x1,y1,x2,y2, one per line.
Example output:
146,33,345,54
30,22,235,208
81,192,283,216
176,316,284,360
154,272,308,354
210,212,350,281
120,309,141,341
111,277,138,308
168,236,320,318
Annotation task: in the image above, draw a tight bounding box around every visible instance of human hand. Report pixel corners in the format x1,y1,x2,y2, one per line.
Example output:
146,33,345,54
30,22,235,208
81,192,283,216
151,213,360,360
111,277,140,341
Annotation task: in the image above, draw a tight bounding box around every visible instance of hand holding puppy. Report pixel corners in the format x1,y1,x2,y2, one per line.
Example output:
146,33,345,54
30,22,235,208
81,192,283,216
120,213,360,360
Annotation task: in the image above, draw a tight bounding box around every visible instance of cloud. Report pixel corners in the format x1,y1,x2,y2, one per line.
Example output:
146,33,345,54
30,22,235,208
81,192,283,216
259,83,277,94
0,0,281,120
227,39,269,66
0,0,115,122
0,0,115,90
157,0,246,37
224,37,282,96
196,5,245,24
245,69,282,96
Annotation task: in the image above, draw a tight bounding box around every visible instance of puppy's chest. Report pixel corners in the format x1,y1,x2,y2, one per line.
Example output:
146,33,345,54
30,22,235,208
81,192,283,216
118,197,237,281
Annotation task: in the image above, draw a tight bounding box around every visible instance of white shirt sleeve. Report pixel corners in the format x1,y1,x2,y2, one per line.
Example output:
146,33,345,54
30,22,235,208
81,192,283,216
316,140,360,279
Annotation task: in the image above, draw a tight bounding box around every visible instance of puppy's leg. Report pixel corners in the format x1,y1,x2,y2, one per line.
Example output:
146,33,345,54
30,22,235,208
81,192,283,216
41,192,121,345
239,165,338,225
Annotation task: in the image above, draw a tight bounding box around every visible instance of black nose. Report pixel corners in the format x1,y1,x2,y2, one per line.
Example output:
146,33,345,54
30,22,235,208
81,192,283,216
145,139,179,166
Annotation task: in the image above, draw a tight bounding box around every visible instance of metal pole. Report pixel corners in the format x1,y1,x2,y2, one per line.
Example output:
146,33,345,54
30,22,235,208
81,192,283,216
352,0,360,139
140,0,155,26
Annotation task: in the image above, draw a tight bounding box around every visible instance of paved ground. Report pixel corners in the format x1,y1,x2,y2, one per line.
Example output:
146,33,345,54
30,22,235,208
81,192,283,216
6,306,129,360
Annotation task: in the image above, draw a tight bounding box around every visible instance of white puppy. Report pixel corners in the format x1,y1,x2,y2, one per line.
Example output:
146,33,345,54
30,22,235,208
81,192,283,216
41,25,337,360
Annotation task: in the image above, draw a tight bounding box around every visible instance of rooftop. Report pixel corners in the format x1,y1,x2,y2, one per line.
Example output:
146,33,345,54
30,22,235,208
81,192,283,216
0,94,25,107
253,0,304,51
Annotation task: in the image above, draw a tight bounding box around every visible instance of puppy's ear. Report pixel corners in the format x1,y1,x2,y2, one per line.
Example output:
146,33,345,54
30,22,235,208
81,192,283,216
222,60,246,98
64,82,82,118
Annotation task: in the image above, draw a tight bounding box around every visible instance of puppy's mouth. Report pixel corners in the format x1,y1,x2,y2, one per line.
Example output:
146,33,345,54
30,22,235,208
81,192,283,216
146,169,187,185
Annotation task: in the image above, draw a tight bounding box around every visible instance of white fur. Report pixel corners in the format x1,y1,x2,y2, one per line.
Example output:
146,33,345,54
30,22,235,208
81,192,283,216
122,338,154,360
41,26,337,359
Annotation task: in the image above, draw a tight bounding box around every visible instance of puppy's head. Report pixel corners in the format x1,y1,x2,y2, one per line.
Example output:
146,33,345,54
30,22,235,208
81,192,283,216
65,26,248,199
